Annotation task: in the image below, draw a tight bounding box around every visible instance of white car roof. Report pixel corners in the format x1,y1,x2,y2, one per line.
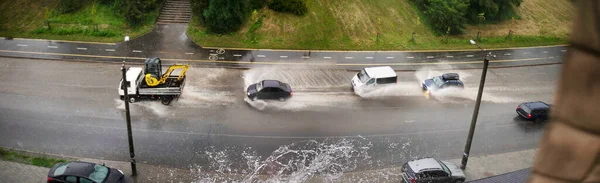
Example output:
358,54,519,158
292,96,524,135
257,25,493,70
126,67,143,81
364,66,396,78
407,158,443,173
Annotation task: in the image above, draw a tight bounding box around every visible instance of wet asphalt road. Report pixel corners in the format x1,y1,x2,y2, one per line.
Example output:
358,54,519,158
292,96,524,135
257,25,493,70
0,24,565,71
0,57,556,171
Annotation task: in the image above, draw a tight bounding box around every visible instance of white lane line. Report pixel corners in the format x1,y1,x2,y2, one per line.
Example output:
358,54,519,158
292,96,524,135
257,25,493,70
407,56,414,59
105,49,115,52
257,55,266,58
280,55,288,58
77,47,87,50
324,56,332,59
504,53,511,56
302,56,310,59
17,44,27,47
466,55,473,57
549,56,555,59
543,51,548,53
426,56,434,59
233,54,242,57
47,46,58,49
366,57,374,59
446,56,453,58
386,57,394,59
524,52,530,55
561,50,567,52
185,52,194,55
132,50,142,53
345,57,354,59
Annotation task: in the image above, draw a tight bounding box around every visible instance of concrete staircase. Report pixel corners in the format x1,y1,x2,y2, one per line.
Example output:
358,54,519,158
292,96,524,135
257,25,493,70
157,0,192,24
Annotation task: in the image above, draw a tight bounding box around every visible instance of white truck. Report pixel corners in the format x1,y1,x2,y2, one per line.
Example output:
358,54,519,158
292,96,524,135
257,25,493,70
119,58,188,105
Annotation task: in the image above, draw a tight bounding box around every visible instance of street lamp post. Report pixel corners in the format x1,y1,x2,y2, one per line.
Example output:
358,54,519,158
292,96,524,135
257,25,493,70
460,40,493,170
121,36,137,176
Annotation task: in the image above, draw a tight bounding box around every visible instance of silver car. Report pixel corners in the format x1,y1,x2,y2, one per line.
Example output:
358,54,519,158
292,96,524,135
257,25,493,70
402,158,466,183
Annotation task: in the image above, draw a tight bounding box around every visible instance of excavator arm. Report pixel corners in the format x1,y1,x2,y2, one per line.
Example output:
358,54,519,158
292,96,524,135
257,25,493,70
159,64,190,84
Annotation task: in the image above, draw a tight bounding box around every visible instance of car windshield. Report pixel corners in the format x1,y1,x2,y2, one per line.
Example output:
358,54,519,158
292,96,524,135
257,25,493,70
53,163,69,176
256,81,264,91
357,69,370,83
88,165,109,182
432,76,445,87
437,160,451,174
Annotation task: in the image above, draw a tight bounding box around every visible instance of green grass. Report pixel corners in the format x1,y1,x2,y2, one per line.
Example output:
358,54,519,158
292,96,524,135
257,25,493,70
0,148,67,168
188,0,573,50
0,0,159,42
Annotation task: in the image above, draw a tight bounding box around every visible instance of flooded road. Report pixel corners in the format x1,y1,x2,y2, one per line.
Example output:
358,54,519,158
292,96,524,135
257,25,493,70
0,57,556,181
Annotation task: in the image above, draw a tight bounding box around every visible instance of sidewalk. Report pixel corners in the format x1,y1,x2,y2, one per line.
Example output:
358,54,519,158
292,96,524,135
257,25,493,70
0,149,536,183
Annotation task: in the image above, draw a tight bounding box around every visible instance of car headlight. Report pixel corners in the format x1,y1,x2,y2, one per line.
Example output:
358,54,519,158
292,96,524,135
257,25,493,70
247,92,250,96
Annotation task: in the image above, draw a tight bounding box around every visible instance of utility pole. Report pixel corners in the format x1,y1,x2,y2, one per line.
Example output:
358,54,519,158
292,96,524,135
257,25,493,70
461,40,493,170
121,36,137,176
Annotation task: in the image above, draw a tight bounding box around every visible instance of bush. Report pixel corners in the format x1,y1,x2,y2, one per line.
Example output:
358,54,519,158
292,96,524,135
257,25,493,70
122,0,161,26
58,0,85,13
268,0,307,16
250,0,267,10
467,0,523,22
203,0,250,34
424,0,469,35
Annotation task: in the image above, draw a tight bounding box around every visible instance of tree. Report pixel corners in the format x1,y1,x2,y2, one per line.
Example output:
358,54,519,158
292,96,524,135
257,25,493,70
467,0,522,22
424,0,469,35
122,0,160,26
203,0,250,34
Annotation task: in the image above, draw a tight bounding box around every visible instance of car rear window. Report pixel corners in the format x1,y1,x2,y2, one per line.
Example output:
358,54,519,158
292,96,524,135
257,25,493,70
376,77,397,84
520,104,532,113
88,165,109,182
53,163,69,176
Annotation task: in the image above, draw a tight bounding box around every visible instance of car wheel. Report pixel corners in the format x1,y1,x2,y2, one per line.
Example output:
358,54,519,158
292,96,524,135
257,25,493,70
251,96,257,101
455,180,464,183
279,97,286,102
129,97,136,103
161,97,172,105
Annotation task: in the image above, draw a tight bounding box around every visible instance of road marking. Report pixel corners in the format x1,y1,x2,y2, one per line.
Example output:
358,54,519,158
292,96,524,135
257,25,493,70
280,55,288,58
105,49,115,52
446,56,453,58
302,56,310,59
543,51,548,53
504,53,511,56
233,54,242,57
345,57,354,59
257,55,266,58
324,56,332,59
366,57,374,59
0,49,558,67
561,50,567,52
386,57,394,59
407,56,414,59
209,53,218,56
77,47,87,50
466,55,473,57
132,50,142,53
185,52,194,55
47,46,58,49
524,53,530,55
426,56,434,59
549,56,555,59
17,44,27,47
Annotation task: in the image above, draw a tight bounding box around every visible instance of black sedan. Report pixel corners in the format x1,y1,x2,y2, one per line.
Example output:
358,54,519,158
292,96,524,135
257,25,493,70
47,161,126,183
247,80,292,101
516,101,551,123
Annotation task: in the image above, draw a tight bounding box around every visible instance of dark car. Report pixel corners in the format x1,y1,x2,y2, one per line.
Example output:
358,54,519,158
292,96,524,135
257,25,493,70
402,158,466,183
516,101,551,122
247,80,292,101
422,73,464,92
47,161,125,183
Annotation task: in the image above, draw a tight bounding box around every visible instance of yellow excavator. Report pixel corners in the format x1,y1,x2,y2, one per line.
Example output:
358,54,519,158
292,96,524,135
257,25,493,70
143,57,189,87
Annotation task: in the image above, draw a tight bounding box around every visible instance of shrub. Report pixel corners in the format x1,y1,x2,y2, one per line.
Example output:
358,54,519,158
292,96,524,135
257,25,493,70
122,0,161,26
467,0,523,22
268,0,307,16
250,0,267,10
424,0,469,35
203,0,250,34
58,0,85,13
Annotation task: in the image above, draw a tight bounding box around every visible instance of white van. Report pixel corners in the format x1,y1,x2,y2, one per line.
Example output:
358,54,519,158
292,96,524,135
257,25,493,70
351,66,398,91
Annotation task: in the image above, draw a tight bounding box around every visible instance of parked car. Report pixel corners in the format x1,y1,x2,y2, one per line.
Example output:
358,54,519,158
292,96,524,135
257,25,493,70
402,158,466,183
47,161,126,183
516,101,551,122
351,66,398,92
247,80,292,101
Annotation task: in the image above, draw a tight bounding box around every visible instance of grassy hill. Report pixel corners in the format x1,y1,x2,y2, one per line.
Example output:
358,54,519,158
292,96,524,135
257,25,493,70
0,0,158,42
188,0,574,50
